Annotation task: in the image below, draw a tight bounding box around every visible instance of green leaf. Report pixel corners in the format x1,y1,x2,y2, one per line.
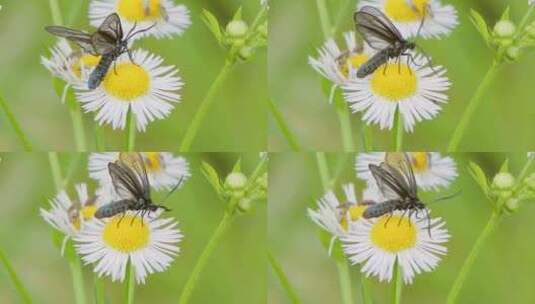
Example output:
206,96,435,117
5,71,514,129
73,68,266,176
201,161,224,197
233,7,243,21
202,9,223,44
468,161,490,197
499,158,509,173
470,9,490,45
232,158,242,173
500,6,510,21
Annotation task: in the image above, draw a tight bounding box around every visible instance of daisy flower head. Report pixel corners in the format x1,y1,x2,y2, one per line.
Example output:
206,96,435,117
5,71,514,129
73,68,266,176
357,0,458,39
75,211,182,284
356,152,457,191
89,0,191,40
89,152,190,192
74,49,183,132
343,52,450,132
309,31,374,86
40,183,104,254
342,211,449,284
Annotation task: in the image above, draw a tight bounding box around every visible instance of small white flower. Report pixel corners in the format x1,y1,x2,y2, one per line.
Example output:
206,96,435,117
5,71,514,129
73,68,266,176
357,0,459,38
528,152,535,159
343,53,450,132
40,184,104,254
309,31,374,86
356,152,457,191
75,211,182,284
342,211,449,284
89,0,191,39
89,152,190,193
529,0,534,6
74,49,183,132
260,0,268,7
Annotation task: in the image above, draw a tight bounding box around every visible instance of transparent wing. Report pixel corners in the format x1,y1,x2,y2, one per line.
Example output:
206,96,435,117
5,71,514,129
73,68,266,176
45,26,99,55
369,163,411,200
97,13,123,41
354,6,403,50
398,153,418,197
108,162,142,201
91,32,117,54
118,153,151,199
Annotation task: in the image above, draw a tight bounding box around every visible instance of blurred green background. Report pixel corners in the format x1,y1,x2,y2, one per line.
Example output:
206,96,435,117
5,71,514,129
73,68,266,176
268,0,535,151
0,153,266,303
269,153,535,303
0,0,267,151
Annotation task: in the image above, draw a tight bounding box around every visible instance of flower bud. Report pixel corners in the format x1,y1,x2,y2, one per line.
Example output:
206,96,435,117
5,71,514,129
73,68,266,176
226,20,249,38
224,172,248,191
238,198,252,212
492,172,515,190
505,46,521,61
505,198,519,212
494,20,516,38
258,23,268,39
238,46,254,61
524,173,535,191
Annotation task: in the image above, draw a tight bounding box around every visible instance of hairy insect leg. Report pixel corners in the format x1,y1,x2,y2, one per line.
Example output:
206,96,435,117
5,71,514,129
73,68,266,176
131,209,143,225
382,63,389,76
424,208,432,238
384,212,394,228
117,212,127,228
127,49,138,66
397,55,402,74
398,208,409,226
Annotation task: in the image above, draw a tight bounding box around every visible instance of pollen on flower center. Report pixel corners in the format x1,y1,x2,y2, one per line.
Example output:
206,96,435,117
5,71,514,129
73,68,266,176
103,216,150,253
72,54,101,78
144,152,162,172
410,152,429,173
340,53,369,77
384,0,430,22
82,205,97,220
370,215,417,252
117,0,163,22
370,64,417,101
340,205,367,231
102,63,150,100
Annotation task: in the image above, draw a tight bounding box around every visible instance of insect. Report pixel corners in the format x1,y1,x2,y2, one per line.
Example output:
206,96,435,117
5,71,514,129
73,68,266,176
94,153,181,225
45,13,155,90
363,153,432,233
353,6,429,78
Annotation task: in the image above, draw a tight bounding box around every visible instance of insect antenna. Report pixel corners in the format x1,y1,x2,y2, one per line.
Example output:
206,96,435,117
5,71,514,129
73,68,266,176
161,176,185,204
428,189,462,205
125,22,158,41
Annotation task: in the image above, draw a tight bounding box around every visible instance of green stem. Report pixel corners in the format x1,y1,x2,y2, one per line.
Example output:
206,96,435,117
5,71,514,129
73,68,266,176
95,124,106,151
517,157,534,186
0,248,32,304
62,153,82,188
335,93,355,152
362,125,373,152
392,261,402,304
125,263,135,304
126,110,136,151
515,6,534,41
268,251,302,304
178,212,234,304
361,276,373,304
48,0,63,25
268,99,301,151
447,61,500,151
316,0,332,38
48,152,63,192
67,100,87,152
315,152,331,191
94,274,105,304
332,0,353,35
446,212,501,304
0,94,33,151
179,60,235,151
69,254,87,304
335,260,353,304
393,109,403,152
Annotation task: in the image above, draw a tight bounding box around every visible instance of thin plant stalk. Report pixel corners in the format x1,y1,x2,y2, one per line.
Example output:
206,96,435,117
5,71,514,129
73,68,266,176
67,98,87,152
447,61,500,151
362,125,373,152
178,211,234,304
391,261,402,304
361,276,374,304
125,263,135,304
316,0,332,37
446,211,501,304
0,94,33,151
94,274,105,304
48,152,63,192
69,253,88,304
268,99,301,151
48,0,64,25
179,60,235,151
125,110,136,151
517,157,534,185
0,248,32,304
516,6,535,40
393,110,403,151
335,94,355,151
268,251,302,304
95,124,106,151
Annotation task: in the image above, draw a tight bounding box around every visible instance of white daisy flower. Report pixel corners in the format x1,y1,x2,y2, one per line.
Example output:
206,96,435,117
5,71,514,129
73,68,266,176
343,53,450,132
89,0,191,39
89,152,190,192
75,211,182,284
356,152,457,191
74,49,183,132
357,0,458,38
309,31,374,86
342,211,449,284
40,184,105,254
308,183,381,255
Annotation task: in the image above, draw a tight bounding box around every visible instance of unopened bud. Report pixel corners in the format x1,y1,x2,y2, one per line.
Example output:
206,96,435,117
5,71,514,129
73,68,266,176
226,20,249,38
494,20,516,38
492,172,515,190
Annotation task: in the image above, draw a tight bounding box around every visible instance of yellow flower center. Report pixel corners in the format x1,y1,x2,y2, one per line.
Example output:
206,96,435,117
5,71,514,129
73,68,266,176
71,54,101,78
370,63,417,101
103,216,149,253
409,152,430,173
117,0,163,22
70,205,98,231
102,63,150,100
339,53,369,78
371,215,417,252
144,152,162,172
340,205,367,231
384,0,430,22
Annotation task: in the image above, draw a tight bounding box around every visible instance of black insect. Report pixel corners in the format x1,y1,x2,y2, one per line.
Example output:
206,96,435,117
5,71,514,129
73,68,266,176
353,6,427,78
363,153,432,233
45,13,154,90
95,153,180,225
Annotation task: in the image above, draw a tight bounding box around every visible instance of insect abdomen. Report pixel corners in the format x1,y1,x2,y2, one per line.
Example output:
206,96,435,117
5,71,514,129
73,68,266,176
95,200,132,219
357,49,390,78
363,200,398,219
88,53,116,90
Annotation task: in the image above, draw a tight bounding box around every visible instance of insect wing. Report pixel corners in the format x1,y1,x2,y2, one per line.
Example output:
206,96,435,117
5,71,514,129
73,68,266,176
45,26,98,55
98,13,123,41
396,153,418,197
354,6,404,50
369,162,411,200
118,152,151,200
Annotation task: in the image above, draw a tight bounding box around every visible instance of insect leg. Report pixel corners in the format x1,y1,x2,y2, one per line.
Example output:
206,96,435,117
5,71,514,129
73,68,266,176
127,49,138,66
397,55,402,74
131,209,143,225
117,212,127,228
424,208,432,238
398,208,409,226
384,212,394,228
